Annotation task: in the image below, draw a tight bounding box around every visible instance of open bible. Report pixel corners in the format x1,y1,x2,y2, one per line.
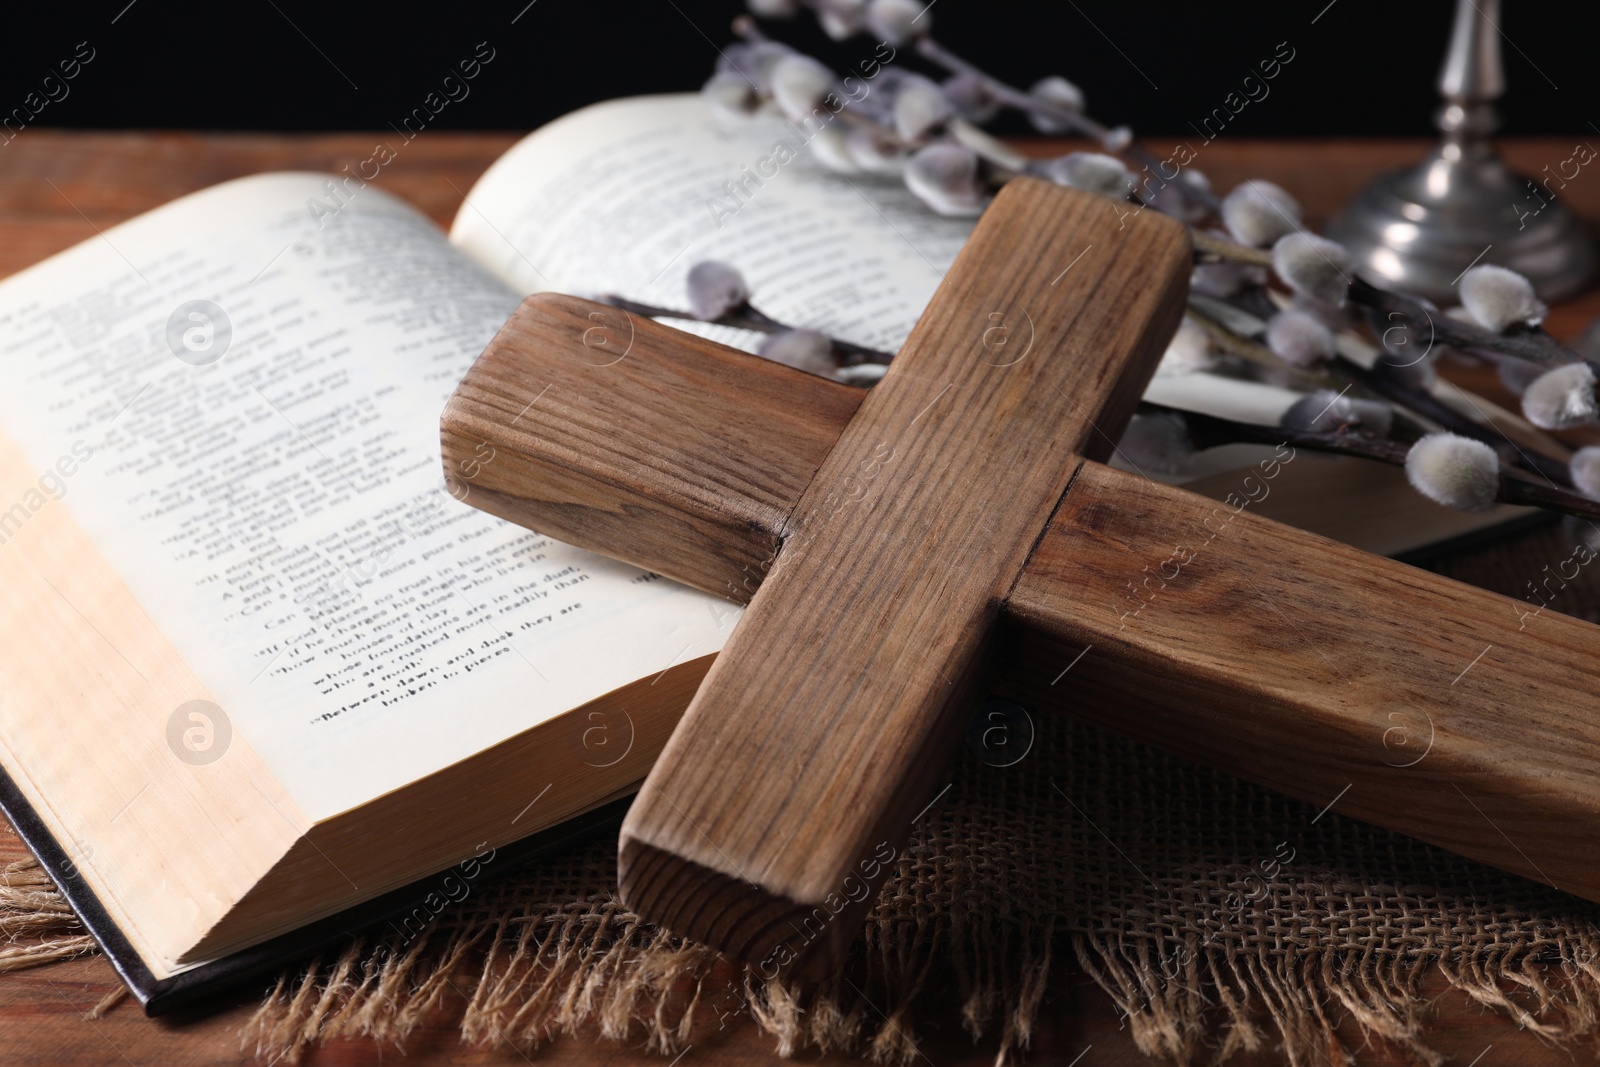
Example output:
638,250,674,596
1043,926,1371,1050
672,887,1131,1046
0,94,1548,1010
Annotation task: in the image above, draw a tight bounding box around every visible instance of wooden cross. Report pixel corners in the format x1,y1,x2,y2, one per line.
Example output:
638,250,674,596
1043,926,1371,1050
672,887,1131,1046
443,179,1600,977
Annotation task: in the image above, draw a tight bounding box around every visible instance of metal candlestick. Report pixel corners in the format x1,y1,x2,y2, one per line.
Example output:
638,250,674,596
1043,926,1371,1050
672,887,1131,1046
1327,0,1593,303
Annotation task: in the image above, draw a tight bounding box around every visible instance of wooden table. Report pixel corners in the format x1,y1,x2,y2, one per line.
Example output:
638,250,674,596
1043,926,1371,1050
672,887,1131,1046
2,131,1597,1066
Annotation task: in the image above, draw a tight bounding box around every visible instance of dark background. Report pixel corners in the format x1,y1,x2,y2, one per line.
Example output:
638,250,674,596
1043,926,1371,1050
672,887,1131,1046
2,0,1596,138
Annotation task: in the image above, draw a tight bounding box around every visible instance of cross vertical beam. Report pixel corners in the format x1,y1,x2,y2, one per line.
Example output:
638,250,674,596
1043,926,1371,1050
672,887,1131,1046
615,182,1189,972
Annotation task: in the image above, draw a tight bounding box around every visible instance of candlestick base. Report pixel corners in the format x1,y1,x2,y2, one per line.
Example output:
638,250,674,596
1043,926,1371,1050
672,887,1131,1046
1328,140,1594,305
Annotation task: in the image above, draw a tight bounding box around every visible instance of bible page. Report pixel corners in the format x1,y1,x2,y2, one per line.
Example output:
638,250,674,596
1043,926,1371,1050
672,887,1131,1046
449,93,975,354
0,173,728,820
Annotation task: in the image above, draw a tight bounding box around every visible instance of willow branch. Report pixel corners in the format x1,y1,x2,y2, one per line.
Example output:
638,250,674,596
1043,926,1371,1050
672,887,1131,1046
1346,276,1598,375
1191,229,1272,267
595,294,896,365
1337,355,1573,486
1185,303,1327,383
1148,402,1600,522
1192,219,1595,379
913,36,1221,216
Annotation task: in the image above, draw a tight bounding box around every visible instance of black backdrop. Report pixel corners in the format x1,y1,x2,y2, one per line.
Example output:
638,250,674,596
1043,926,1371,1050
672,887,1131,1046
2,0,1595,138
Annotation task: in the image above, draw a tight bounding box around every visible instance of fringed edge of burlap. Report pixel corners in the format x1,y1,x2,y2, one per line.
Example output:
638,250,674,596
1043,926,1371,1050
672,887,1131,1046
238,895,1600,1067
0,858,98,974
15,851,1600,1065
240,892,1056,1066
1069,920,1600,1067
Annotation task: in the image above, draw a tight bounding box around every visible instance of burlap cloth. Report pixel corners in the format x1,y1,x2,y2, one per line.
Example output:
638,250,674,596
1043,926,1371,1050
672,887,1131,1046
5,516,1600,1065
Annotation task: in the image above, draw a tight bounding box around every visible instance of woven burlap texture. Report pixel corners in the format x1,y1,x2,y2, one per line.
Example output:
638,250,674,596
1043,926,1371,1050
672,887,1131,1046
5,517,1600,1065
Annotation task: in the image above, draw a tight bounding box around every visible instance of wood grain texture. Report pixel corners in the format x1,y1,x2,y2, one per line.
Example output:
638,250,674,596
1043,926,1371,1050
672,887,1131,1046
616,180,1191,973
442,294,862,603
999,459,1600,903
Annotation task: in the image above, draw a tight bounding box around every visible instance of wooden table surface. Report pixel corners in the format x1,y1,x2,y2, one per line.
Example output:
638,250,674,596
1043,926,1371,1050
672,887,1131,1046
3,130,1599,1066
